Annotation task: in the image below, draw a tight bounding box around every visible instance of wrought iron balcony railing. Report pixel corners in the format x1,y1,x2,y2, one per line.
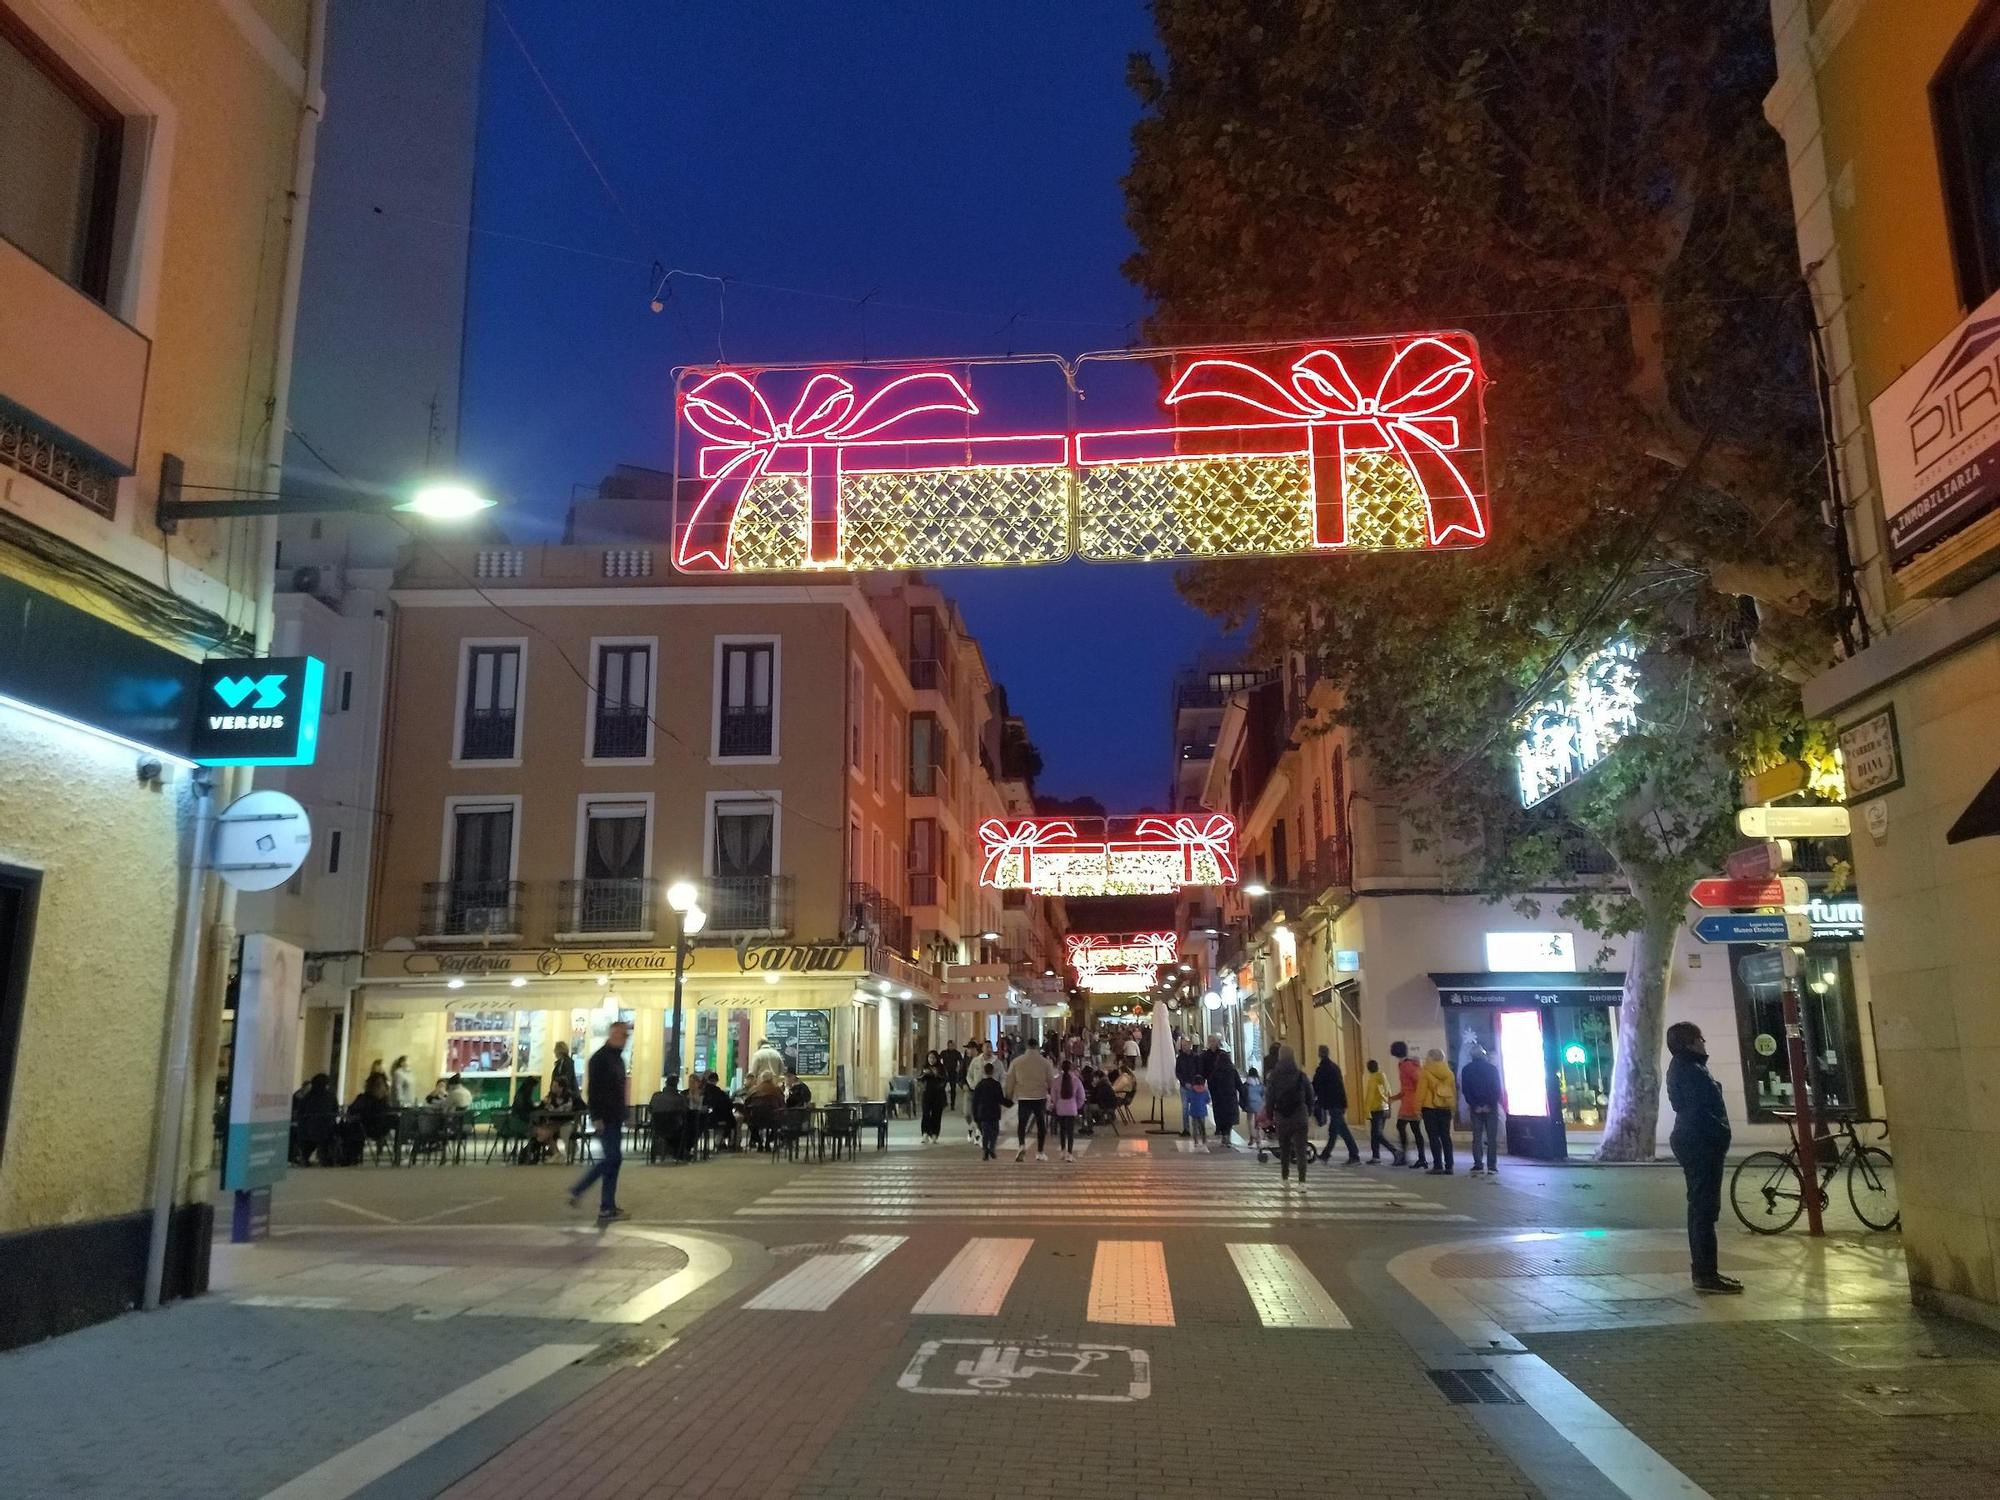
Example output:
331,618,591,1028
590,707,649,759
908,656,948,691
701,875,793,934
459,708,518,760
420,880,525,938
846,881,911,953
717,706,774,757
558,877,654,935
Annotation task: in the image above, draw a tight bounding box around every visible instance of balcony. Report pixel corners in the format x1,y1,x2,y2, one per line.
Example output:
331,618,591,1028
0,237,149,513
420,880,525,939
909,759,951,799
459,708,518,760
908,657,948,692
846,881,911,953
908,872,941,909
557,877,654,937
717,705,774,758
701,875,793,934
590,706,649,759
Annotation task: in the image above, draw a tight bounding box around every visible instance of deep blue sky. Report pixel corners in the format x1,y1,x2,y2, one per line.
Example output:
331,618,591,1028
458,0,1237,809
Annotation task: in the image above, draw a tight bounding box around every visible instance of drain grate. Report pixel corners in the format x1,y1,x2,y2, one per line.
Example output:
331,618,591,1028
1428,1368,1525,1405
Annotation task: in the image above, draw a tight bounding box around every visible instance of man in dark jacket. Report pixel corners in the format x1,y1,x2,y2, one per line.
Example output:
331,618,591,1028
941,1044,964,1108
1666,1021,1741,1294
1205,1042,1241,1149
566,1020,630,1224
1461,1045,1503,1176
1174,1039,1200,1135
1312,1045,1361,1164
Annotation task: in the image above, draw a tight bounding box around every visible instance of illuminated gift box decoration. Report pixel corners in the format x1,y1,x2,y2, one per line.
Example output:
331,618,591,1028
671,336,1487,573
676,368,1069,572
1066,931,1179,974
978,815,1237,897
1073,334,1488,561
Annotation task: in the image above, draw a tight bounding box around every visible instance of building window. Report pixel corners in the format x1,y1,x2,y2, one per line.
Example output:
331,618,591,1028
0,15,122,302
848,814,863,886
908,816,937,906
458,644,521,761
710,796,777,930
339,670,354,713
849,659,864,771
910,713,943,796
715,640,775,758
871,690,884,791
434,800,518,936
573,798,649,932
910,608,946,690
326,829,342,875
591,642,651,759
1729,943,1870,1123
1936,4,2000,306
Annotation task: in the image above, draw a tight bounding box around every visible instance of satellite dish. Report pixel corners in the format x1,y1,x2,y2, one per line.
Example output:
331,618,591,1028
210,789,312,892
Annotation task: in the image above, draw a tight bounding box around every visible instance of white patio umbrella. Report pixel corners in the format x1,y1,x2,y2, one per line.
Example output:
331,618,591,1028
1142,999,1180,1134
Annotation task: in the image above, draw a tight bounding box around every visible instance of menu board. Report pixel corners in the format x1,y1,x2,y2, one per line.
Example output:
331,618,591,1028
765,1008,832,1076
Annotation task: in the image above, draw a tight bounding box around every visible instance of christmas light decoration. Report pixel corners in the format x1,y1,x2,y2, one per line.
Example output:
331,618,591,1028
1078,971,1155,995
673,336,1487,573
1066,932,1178,974
977,815,1237,896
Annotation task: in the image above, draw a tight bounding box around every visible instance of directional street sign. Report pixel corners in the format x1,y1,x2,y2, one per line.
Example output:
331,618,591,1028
1741,760,1811,805
1688,876,1808,910
1725,840,1794,881
1736,947,1800,986
1692,912,1812,945
1737,804,1850,838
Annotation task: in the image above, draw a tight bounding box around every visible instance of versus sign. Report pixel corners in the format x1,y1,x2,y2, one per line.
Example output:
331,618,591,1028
191,656,323,766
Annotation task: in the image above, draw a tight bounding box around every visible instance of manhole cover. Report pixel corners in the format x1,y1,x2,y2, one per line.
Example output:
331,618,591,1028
1428,1368,1523,1405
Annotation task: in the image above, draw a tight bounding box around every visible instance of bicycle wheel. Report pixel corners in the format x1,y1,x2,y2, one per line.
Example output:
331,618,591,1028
1731,1150,1806,1233
1847,1145,1899,1231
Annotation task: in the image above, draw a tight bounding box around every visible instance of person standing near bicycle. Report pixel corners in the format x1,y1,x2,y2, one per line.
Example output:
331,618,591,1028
1667,1021,1741,1294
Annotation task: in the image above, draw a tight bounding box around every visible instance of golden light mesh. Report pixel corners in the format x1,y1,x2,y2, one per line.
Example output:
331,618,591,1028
1342,452,1432,550
724,470,1069,572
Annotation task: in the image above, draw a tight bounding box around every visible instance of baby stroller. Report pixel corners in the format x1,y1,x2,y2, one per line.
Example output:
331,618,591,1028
1251,1109,1282,1164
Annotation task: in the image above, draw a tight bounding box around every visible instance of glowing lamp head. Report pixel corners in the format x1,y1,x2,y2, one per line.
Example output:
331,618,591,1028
762,971,781,985
399,481,495,520
681,905,707,935
510,976,527,989
979,931,1000,942
446,977,464,990
1202,990,1221,1010
1243,881,1270,898
1563,1043,1588,1066
666,880,699,913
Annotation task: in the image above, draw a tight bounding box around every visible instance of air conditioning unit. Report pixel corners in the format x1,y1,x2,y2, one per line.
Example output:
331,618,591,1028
461,905,510,936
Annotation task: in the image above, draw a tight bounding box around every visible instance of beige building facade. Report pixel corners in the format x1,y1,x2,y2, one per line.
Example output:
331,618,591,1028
0,0,317,1346
1771,0,2000,1324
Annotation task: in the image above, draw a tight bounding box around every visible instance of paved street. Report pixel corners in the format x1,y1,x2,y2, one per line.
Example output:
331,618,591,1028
3,1118,1992,1500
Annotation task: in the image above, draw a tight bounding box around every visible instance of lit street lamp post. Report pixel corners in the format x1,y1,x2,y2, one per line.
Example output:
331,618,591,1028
665,880,707,1086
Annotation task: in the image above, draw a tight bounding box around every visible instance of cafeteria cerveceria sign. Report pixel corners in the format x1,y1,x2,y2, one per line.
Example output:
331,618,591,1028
368,941,867,982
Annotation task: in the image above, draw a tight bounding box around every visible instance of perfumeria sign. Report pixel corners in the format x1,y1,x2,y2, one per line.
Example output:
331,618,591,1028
673,335,1490,574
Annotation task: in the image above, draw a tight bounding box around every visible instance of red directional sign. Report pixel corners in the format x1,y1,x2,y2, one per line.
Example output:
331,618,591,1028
1724,839,1793,882
1689,876,1807,910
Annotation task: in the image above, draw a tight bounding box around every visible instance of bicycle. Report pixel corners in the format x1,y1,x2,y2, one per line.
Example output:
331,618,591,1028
1729,1112,1898,1233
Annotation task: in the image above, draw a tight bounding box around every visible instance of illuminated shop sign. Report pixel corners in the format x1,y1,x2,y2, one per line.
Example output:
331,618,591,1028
191,656,324,766
1514,636,1640,807
978,815,1237,896
671,335,1489,573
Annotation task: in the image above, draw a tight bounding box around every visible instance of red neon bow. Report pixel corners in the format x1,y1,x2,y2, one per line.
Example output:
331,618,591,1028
1165,337,1485,548
1129,814,1239,885
677,369,978,570
977,818,1082,888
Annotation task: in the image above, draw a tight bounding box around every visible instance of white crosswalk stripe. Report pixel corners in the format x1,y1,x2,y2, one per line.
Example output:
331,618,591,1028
1227,1242,1350,1329
1087,1240,1174,1326
911,1237,1033,1315
742,1233,904,1311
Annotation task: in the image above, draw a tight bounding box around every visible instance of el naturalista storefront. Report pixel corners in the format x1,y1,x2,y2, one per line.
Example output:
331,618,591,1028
352,940,912,1105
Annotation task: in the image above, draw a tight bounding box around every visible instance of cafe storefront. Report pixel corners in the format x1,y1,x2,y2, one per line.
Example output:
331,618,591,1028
353,941,909,1105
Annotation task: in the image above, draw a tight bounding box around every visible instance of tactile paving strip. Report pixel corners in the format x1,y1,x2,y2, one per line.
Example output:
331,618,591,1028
1086,1241,1175,1327
1225,1243,1350,1329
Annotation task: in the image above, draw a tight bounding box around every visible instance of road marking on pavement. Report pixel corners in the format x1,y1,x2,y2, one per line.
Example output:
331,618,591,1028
737,1207,1465,1222
899,1339,1151,1401
321,1198,400,1224
1087,1241,1174,1326
594,1228,735,1324
403,1196,501,1225
743,1233,905,1311
1226,1243,1350,1329
911,1237,1033,1316
1118,1138,1149,1153
259,1342,592,1500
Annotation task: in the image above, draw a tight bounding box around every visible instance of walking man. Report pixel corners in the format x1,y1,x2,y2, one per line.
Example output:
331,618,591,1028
1174,1037,1200,1135
1312,1044,1361,1163
1667,1022,1742,1293
1005,1038,1056,1162
1266,1045,1315,1186
942,1041,964,1109
567,1018,630,1225
1462,1044,1502,1177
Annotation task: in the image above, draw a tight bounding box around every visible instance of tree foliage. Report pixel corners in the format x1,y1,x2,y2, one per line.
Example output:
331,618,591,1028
1124,0,1839,1157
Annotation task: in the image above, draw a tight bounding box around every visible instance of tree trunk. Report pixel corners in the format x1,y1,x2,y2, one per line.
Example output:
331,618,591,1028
1594,876,1683,1161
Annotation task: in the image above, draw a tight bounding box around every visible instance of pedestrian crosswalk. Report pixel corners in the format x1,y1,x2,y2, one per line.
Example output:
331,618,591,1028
741,1232,1357,1330
734,1150,1467,1226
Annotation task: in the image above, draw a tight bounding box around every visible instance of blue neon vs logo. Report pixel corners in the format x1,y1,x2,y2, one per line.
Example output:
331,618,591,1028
213,674,288,710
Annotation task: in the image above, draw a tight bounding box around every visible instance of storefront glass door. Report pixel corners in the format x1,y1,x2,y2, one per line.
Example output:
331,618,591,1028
1730,944,1868,1120
1550,1005,1614,1128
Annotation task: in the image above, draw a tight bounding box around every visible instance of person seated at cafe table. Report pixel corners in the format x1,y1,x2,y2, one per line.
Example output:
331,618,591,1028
783,1070,812,1109
741,1069,785,1147
446,1073,474,1110
290,1073,339,1165
701,1072,736,1147
348,1074,393,1154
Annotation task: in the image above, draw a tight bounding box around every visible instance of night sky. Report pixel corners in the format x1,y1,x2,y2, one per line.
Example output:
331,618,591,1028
458,0,1240,810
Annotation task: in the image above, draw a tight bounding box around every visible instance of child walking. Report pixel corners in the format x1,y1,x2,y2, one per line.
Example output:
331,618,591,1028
1186,1073,1211,1146
1050,1058,1084,1162
1362,1058,1397,1163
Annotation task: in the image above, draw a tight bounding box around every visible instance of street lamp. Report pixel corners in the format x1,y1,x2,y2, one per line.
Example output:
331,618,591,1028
154,452,497,533
665,879,706,1087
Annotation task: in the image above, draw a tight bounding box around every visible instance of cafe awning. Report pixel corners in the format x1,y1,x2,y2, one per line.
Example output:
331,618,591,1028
1428,971,1626,1007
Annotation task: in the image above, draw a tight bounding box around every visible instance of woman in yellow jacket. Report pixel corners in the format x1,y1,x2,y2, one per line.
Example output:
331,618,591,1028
1415,1047,1458,1174
1361,1059,1396,1163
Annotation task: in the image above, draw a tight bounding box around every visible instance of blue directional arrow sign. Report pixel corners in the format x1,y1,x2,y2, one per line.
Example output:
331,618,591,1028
1691,912,1811,945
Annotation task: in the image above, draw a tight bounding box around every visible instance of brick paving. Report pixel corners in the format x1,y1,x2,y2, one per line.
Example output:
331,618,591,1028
1525,1318,2000,1499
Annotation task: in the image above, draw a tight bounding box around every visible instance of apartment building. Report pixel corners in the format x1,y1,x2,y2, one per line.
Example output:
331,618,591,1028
1169,659,1272,812
0,0,317,1344
1201,660,1853,1156
1769,0,2000,1323
350,546,1037,1104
